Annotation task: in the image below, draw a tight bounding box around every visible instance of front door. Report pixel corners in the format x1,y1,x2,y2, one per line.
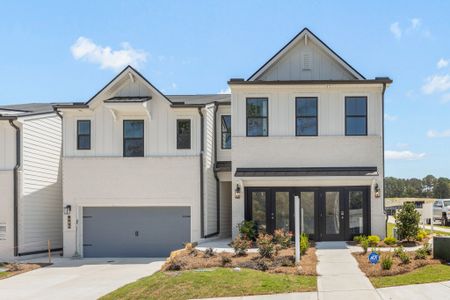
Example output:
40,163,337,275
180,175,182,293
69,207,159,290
318,190,345,241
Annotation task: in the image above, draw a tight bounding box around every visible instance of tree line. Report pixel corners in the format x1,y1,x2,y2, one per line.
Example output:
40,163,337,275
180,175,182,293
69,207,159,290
385,175,450,199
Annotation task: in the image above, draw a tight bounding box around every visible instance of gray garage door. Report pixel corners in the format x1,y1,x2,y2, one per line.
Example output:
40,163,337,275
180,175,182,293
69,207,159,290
83,207,190,257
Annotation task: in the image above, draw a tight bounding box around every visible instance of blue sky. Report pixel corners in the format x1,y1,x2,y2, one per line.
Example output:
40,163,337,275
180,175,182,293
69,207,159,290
1,1,449,179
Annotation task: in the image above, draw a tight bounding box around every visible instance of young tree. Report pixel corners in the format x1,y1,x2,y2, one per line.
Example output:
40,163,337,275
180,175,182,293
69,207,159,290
395,202,420,242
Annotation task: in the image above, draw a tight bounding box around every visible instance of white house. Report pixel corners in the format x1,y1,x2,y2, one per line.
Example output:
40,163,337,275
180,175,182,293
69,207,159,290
54,27,391,257
0,104,63,260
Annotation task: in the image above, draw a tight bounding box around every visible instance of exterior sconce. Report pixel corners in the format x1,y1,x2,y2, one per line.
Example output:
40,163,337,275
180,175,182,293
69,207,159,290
64,205,72,215
374,183,381,198
235,184,241,199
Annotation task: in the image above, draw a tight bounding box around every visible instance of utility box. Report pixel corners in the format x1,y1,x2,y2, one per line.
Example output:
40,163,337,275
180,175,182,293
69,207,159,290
433,236,450,262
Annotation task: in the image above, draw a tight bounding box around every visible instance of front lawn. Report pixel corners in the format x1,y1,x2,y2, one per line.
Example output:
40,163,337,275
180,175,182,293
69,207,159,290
370,264,450,288
101,268,317,300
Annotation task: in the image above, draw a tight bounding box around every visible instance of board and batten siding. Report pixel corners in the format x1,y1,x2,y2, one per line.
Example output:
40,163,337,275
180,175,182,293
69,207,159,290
20,114,62,254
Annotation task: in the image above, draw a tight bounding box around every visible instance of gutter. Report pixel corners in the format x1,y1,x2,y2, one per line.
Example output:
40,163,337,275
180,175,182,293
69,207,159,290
198,107,205,238
8,119,20,257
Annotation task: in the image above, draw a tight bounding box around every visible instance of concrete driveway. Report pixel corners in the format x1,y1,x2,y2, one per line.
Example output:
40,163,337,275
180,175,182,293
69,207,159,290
0,257,165,300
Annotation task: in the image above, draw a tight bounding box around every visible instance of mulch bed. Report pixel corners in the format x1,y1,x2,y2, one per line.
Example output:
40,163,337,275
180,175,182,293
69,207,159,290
162,246,317,276
0,263,49,279
353,252,441,277
347,238,429,248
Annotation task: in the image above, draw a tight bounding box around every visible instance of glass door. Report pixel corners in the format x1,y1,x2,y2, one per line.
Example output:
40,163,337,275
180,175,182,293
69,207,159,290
319,190,345,240
270,190,291,233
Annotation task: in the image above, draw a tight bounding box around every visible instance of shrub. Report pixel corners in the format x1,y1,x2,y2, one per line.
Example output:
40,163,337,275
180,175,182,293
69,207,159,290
231,236,251,256
415,243,432,260
394,246,405,257
395,203,420,242
383,237,397,246
273,229,293,249
165,257,184,271
367,235,381,247
398,252,411,264
220,255,231,266
381,254,393,270
300,233,310,255
416,230,427,242
257,234,276,258
353,235,366,244
256,260,269,271
238,220,257,240
204,247,215,258
361,239,369,254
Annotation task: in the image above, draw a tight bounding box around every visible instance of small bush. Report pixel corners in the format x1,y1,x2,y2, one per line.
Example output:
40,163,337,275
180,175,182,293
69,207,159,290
220,255,231,266
238,220,257,240
257,234,276,258
279,256,295,267
273,229,293,249
398,252,411,264
416,230,427,242
415,243,431,260
381,254,393,270
300,233,310,255
383,237,397,246
361,239,369,254
353,235,366,244
367,235,380,247
394,246,405,257
165,257,184,271
395,203,420,242
204,247,215,258
256,260,269,271
231,236,251,256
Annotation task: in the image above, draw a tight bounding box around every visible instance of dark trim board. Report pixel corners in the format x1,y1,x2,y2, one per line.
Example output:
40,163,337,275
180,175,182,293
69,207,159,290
245,186,371,241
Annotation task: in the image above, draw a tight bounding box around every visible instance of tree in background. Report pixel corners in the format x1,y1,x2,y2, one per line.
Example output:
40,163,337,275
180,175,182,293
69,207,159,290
434,177,450,199
385,175,449,198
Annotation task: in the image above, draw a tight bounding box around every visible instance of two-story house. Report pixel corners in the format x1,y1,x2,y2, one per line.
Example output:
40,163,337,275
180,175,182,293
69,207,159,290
55,28,391,258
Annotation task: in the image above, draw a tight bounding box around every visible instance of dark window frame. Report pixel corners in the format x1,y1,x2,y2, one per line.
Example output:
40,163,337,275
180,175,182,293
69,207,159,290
77,120,91,150
221,115,231,149
176,119,191,150
295,97,318,136
123,119,145,157
246,98,269,137
345,96,368,136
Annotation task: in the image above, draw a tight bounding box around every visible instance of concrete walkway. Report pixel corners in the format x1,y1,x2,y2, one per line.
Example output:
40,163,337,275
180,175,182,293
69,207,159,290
0,257,165,300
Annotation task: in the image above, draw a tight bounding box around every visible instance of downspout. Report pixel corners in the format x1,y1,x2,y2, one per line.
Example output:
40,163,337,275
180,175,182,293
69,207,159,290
381,83,387,237
204,102,220,238
198,107,205,238
8,120,20,257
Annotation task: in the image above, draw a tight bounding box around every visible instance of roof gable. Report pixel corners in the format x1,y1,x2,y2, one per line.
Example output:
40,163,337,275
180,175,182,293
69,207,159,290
248,28,365,81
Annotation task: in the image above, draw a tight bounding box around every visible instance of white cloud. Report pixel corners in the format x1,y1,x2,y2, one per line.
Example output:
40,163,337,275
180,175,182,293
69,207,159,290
437,58,449,69
385,150,426,160
71,37,148,71
422,74,450,94
410,18,421,29
218,87,231,94
390,22,402,39
385,114,398,121
427,129,450,138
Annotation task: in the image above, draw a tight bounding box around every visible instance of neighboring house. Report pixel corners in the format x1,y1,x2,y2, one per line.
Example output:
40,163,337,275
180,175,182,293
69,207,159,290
0,104,63,260
54,27,391,257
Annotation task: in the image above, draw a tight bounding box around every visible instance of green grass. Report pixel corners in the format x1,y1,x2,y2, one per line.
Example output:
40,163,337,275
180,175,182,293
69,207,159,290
0,272,8,279
101,268,317,300
370,264,450,288
387,222,450,238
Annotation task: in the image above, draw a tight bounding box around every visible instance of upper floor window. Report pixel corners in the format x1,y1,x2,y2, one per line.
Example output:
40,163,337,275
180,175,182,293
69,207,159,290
123,120,144,157
246,98,268,137
221,115,231,149
296,97,318,136
345,97,367,136
177,119,191,149
77,120,91,150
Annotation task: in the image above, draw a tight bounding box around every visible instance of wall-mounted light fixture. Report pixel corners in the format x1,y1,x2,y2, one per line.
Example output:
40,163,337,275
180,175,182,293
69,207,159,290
374,183,381,198
235,184,241,199
64,205,72,215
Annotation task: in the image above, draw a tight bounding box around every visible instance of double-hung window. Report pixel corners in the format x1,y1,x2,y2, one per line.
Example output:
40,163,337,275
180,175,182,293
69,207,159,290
123,120,144,157
77,120,91,150
296,97,318,136
345,97,367,136
221,115,231,149
177,119,191,149
246,98,268,137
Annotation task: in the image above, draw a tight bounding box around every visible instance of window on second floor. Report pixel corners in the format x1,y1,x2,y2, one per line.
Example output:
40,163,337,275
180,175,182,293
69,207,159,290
247,98,268,137
123,120,144,157
296,97,318,136
177,119,191,149
345,96,367,136
77,120,91,150
221,115,231,149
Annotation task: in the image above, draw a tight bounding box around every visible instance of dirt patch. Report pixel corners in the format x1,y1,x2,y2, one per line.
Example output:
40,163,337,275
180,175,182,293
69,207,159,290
0,263,49,279
353,252,441,277
162,246,317,276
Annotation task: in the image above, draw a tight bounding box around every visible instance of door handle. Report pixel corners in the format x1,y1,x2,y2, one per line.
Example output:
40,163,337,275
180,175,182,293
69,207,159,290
135,231,139,237
340,211,344,220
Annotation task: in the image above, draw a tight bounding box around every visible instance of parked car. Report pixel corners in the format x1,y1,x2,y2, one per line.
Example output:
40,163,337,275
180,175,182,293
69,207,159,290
433,199,450,226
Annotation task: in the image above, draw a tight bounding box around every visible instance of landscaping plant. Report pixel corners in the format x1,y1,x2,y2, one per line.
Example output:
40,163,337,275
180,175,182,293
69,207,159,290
398,251,411,264
393,246,405,257
383,237,397,246
416,230,427,242
395,202,420,242
257,234,276,258
300,233,310,255
367,235,380,247
231,236,251,256
238,220,257,240
353,235,366,244
361,238,369,254
273,229,293,249
380,254,393,270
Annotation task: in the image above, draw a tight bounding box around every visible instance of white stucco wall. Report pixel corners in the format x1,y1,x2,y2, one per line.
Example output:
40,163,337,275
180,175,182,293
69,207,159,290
62,156,201,257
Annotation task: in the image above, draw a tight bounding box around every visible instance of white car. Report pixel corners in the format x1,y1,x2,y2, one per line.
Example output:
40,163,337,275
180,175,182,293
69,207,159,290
433,199,450,226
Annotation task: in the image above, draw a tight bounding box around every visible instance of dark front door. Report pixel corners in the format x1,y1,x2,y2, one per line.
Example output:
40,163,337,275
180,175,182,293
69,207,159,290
318,190,345,241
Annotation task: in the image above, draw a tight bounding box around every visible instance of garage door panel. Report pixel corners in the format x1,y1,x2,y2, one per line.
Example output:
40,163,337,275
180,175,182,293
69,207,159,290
83,207,190,257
